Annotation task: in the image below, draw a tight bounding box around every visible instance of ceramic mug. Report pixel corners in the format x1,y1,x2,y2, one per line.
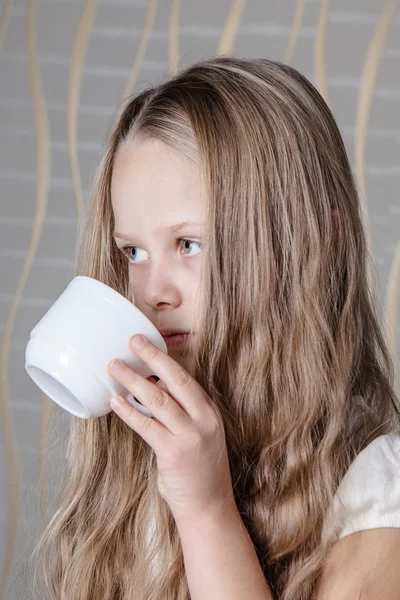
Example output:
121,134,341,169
24,276,167,418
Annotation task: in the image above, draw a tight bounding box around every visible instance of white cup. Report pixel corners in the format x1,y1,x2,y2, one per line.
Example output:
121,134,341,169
24,276,167,419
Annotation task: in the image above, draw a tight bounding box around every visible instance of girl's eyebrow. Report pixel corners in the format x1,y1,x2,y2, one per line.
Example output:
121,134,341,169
113,221,202,241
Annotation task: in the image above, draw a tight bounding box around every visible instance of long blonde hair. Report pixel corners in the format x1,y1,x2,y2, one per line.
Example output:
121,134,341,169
28,56,400,600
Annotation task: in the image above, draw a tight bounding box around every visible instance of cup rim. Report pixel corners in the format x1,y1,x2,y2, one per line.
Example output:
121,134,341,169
74,275,134,310
73,276,166,347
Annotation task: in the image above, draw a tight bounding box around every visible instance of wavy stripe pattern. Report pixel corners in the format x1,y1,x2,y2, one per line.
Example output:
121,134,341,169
118,0,159,117
67,0,98,224
169,0,181,76
0,2,399,595
354,0,399,293
217,0,247,57
284,0,305,65
314,0,331,103
0,0,13,51
0,0,51,596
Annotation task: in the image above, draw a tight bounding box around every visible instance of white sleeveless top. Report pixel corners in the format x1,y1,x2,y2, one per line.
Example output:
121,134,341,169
325,433,400,541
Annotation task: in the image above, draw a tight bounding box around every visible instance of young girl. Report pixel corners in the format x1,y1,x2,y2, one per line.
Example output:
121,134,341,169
31,56,400,600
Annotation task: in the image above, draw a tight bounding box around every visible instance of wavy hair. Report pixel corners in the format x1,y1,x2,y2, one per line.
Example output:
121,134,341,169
26,56,400,600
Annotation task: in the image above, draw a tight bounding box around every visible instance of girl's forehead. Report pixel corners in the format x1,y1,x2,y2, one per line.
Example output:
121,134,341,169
111,141,206,227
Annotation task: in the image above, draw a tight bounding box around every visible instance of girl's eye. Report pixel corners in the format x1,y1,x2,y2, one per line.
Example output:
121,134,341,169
120,238,202,264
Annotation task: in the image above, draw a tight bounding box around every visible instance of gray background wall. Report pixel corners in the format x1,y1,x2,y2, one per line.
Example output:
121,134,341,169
0,0,399,598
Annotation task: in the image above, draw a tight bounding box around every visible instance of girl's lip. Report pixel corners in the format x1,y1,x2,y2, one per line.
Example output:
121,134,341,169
161,333,191,347
159,329,191,336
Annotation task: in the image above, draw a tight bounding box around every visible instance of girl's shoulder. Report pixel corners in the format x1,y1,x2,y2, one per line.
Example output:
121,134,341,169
324,433,400,543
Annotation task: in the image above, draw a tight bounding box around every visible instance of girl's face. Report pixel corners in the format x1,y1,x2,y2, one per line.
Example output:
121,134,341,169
111,138,205,372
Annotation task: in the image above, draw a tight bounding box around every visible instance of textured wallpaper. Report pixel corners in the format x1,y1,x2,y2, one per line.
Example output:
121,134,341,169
0,0,399,598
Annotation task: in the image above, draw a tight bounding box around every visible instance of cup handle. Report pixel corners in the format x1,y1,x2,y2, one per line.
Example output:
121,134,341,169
126,393,153,417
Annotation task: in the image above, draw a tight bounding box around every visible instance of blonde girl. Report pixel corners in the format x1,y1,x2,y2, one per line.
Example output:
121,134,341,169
27,56,400,600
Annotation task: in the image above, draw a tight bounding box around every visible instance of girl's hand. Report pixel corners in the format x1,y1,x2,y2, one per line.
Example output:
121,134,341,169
107,334,236,524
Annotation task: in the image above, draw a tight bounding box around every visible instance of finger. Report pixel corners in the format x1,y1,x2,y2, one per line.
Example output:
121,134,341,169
108,359,191,434
128,335,206,417
156,380,170,394
132,377,168,402
148,378,171,397
109,393,170,453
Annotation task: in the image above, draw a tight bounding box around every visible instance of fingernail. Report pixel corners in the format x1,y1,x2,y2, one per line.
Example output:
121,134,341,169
131,334,146,349
111,395,124,407
110,359,124,371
